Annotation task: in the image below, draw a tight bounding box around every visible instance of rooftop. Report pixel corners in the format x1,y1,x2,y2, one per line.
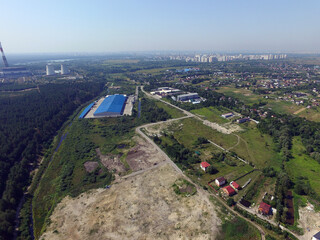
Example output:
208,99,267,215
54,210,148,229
231,181,240,189
216,177,226,183
94,95,126,115
201,162,210,168
259,202,271,214
223,186,235,195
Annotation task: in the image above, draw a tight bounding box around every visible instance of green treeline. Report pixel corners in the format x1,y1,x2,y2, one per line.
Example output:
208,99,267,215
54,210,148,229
0,81,104,240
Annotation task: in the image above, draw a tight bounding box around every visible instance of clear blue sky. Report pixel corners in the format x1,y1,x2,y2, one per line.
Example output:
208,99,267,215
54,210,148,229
1,0,319,53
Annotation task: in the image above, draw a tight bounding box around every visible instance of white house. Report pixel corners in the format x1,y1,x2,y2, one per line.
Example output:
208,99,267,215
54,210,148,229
215,177,226,187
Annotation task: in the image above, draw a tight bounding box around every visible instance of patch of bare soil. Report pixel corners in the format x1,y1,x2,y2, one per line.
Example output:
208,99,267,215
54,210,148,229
144,121,181,136
83,161,99,173
96,148,126,173
125,136,166,171
41,164,220,240
299,202,320,240
203,120,242,134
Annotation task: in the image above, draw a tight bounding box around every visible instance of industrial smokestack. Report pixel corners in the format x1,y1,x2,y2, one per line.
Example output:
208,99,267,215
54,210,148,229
0,42,9,67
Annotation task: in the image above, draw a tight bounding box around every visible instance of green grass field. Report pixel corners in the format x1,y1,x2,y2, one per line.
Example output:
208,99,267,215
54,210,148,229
235,123,282,169
266,100,301,115
297,107,320,122
210,197,261,240
216,86,262,105
191,106,230,124
173,118,238,149
155,101,186,118
286,137,320,196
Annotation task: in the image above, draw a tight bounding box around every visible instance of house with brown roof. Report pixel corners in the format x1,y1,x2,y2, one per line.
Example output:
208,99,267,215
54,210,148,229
215,177,226,187
258,202,272,215
222,186,236,196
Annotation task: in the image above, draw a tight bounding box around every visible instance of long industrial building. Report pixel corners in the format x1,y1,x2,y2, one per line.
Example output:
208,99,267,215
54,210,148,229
93,94,127,117
177,93,200,102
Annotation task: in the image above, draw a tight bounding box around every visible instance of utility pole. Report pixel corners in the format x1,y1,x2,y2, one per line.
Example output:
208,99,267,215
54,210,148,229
0,42,9,67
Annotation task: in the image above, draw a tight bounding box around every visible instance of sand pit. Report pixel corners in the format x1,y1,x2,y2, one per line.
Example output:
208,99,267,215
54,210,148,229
299,202,320,240
40,163,220,240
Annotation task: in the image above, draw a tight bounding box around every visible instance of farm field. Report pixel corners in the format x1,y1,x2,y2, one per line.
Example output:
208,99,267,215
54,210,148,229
191,106,231,124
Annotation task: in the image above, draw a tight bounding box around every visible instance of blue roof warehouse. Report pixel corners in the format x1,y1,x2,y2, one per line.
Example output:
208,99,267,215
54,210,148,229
93,94,127,117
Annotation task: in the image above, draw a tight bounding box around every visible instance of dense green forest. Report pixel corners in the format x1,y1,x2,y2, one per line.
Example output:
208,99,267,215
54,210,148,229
0,81,104,240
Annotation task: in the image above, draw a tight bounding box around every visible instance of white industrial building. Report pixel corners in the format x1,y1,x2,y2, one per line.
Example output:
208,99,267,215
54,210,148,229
176,93,200,102
46,65,55,75
61,64,69,75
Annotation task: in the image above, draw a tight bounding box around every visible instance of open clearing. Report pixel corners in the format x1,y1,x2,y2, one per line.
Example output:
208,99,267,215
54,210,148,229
125,135,167,171
299,202,320,240
40,163,220,240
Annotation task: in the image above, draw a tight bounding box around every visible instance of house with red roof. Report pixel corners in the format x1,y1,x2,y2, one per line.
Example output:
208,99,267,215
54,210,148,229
215,177,226,187
200,162,210,172
258,202,272,215
230,181,240,190
222,186,236,196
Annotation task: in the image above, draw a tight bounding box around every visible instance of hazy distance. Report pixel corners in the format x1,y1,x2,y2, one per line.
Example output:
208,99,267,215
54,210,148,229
1,0,320,54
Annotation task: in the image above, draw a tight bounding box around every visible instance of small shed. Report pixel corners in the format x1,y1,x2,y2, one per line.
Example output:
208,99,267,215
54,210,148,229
215,177,226,187
200,162,210,172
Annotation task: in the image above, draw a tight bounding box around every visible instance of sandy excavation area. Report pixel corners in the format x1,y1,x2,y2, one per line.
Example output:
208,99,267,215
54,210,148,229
40,163,220,240
299,202,320,240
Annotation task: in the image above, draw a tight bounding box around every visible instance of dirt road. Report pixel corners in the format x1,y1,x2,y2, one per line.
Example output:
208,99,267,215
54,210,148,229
294,107,306,115
141,86,301,240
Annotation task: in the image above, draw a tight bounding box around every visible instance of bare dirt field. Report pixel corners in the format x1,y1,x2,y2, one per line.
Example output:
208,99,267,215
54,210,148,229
96,148,127,173
40,163,220,240
83,161,99,173
144,121,182,137
125,136,167,171
203,120,242,134
299,202,320,240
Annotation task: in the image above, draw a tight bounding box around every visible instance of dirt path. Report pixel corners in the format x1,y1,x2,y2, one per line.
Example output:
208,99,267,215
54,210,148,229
227,133,241,151
294,107,306,115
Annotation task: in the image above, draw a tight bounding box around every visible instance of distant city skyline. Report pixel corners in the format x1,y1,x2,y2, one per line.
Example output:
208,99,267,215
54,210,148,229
1,0,320,54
